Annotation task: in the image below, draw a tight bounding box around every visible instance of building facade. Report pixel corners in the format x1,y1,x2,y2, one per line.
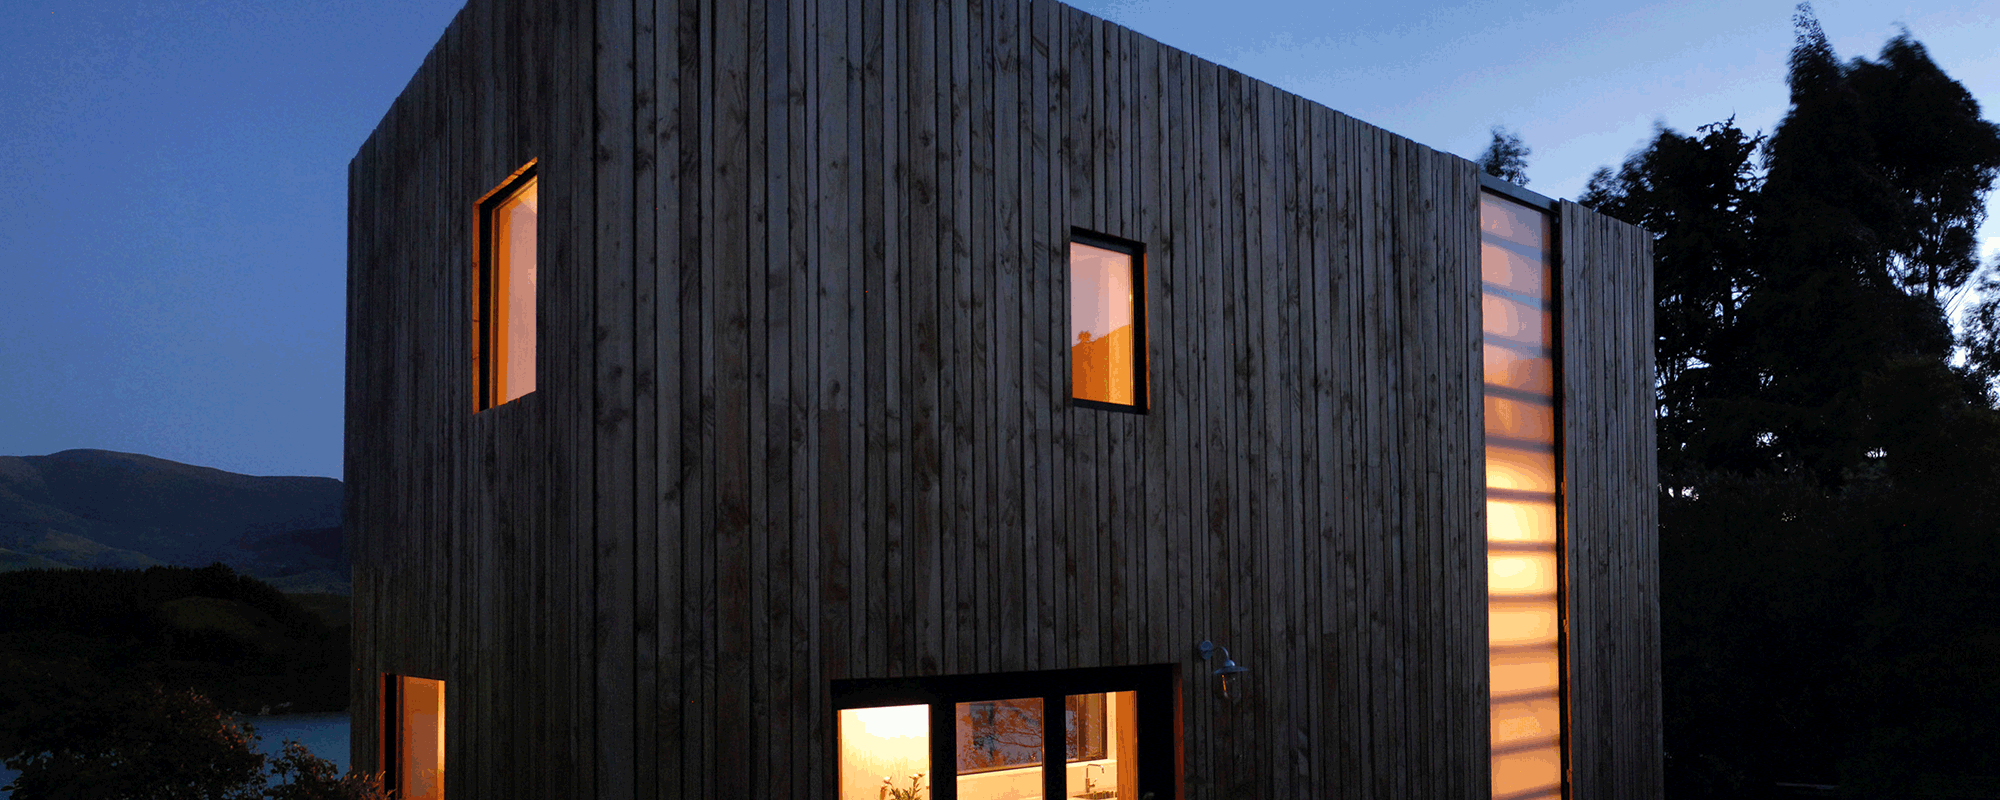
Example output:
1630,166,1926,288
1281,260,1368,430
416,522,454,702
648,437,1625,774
345,0,1661,796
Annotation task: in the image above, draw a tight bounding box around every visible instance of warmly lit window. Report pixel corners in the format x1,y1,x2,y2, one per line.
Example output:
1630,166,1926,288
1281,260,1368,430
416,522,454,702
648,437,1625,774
953,693,1135,800
476,163,538,409
838,704,930,799
836,668,1167,800
1481,190,1564,800
1070,232,1145,409
382,674,445,800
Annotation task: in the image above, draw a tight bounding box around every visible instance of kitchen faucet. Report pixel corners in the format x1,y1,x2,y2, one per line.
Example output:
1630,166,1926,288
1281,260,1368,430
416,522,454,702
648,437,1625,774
1084,763,1107,795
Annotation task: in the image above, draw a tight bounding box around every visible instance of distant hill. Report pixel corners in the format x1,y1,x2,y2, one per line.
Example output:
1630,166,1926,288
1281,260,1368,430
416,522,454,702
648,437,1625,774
0,450,348,593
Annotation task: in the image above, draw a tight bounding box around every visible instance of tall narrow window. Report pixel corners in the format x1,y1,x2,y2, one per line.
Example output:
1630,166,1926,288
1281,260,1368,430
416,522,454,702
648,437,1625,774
1069,231,1146,410
476,163,538,409
382,674,446,800
1481,190,1564,800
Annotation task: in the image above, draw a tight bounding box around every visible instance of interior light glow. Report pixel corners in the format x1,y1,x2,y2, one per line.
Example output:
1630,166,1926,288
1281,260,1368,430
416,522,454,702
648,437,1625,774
1482,191,1562,799
1487,499,1558,543
1070,239,1139,406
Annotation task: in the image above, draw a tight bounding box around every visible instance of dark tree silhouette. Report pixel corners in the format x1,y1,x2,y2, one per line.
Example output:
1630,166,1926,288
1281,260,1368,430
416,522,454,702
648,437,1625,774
3,684,388,800
1583,4,2000,794
1583,118,1764,482
1964,265,2000,402
1477,125,1531,186
3,684,265,800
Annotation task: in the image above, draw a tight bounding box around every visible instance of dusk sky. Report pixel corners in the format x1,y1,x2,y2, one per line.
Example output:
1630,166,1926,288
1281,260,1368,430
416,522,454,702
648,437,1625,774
3,0,1995,481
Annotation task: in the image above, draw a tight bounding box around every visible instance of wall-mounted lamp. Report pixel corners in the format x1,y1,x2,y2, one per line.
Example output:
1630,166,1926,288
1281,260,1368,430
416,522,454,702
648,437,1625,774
1197,640,1249,703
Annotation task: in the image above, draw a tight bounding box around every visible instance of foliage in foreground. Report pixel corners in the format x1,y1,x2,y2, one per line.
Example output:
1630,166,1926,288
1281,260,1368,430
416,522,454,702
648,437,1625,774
2,684,385,800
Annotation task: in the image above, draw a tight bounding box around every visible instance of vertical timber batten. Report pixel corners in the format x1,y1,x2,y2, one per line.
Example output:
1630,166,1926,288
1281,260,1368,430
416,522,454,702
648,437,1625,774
346,0,1660,797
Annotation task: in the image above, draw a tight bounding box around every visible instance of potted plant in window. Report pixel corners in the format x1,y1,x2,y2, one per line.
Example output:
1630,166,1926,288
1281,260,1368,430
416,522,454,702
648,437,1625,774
879,772,927,800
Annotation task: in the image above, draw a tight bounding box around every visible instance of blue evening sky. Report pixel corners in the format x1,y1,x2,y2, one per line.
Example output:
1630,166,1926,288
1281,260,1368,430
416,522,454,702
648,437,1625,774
2,0,1994,480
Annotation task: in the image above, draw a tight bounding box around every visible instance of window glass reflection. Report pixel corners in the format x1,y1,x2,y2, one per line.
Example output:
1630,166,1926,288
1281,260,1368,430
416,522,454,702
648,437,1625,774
957,698,1043,800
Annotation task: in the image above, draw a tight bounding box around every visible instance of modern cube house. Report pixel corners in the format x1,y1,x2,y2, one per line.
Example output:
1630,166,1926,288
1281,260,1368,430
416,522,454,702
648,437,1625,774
344,0,1661,797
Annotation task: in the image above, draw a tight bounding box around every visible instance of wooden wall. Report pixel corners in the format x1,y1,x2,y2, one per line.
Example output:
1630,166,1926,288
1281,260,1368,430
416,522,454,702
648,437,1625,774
345,1,593,797
345,0,1659,797
1559,202,1663,799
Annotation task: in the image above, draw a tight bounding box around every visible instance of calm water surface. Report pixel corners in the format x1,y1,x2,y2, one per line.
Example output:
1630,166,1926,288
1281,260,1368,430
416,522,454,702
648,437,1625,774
250,712,353,774
0,713,351,797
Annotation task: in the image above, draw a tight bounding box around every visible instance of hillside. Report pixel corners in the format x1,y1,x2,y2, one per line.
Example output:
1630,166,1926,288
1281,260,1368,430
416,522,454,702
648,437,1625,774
0,450,347,593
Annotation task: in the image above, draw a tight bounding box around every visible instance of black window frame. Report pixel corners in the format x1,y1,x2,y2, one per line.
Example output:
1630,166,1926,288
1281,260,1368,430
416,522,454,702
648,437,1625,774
1068,228,1149,414
832,663,1180,800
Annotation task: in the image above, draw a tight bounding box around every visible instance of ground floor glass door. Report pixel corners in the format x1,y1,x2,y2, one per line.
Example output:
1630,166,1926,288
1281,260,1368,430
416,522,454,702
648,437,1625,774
836,665,1174,800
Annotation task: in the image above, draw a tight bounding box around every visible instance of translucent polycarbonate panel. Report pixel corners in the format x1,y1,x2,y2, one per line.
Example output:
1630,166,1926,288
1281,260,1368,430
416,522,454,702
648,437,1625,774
1488,498,1558,544
398,677,445,800
1489,550,1559,597
1481,193,1549,251
1484,191,1562,798
1490,603,1560,648
1482,241,1551,299
1491,650,1562,696
1070,241,1139,405
492,176,538,404
839,705,931,800
1492,690,1562,748
1482,293,1552,346
1484,343,1554,396
1485,395,1556,445
957,698,1043,800
1486,448,1558,494
1492,745,1564,798
1065,691,1137,800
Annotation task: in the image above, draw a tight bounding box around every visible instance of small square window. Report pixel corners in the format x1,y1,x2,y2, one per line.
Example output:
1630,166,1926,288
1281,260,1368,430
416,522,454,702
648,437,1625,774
381,674,445,800
475,163,538,410
1069,231,1146,410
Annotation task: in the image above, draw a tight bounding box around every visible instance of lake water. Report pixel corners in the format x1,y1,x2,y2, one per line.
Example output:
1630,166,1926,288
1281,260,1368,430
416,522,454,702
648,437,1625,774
249,712,354,774
0,712,350,797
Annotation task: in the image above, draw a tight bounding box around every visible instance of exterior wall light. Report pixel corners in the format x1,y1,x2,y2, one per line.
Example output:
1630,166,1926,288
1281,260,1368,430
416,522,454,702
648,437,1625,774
1197,640,1248,703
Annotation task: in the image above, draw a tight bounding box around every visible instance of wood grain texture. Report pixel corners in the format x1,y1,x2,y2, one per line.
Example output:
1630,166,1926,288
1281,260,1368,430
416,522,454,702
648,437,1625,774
346,0,1658,797
1560,201,1664,800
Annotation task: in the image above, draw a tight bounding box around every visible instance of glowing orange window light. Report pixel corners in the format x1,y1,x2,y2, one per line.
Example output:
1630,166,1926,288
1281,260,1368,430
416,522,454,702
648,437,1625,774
1482,191,1562,800
838,705,931,800
477,163,538,409
1070,236,1144,408
385,675,445,800
1062,691,1137,800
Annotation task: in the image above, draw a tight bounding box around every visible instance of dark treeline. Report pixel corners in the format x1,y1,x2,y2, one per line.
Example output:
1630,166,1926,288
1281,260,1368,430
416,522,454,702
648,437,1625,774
0,564,349,760
1581,4,2000,796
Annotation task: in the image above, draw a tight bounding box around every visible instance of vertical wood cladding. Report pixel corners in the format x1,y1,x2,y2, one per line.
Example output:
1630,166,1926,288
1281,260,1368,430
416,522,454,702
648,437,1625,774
1560,202,1664,800
345,0,1659,796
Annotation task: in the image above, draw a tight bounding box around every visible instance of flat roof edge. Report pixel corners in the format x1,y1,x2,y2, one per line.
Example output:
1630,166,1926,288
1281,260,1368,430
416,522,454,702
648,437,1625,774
1479,173,1558,211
